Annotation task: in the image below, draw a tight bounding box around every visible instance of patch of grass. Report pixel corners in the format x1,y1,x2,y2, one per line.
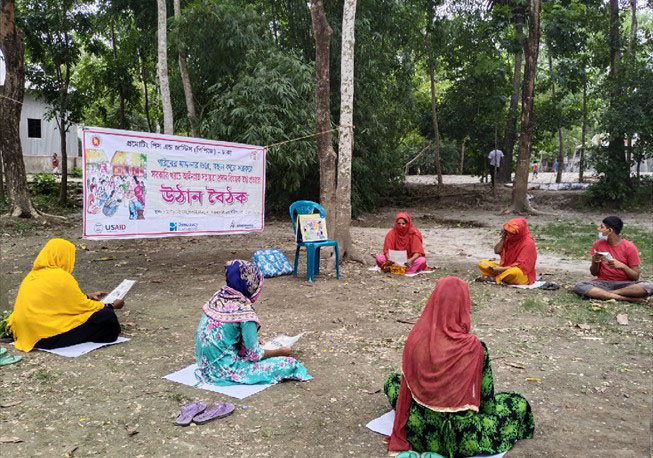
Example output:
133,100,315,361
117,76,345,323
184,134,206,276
12,220,37,235
167,392,189,403
532,221,653,267
521,297,551,313
33,369,54,383
0,310,11,338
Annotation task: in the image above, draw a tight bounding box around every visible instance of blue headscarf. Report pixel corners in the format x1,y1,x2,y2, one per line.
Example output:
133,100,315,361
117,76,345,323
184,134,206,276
202,260,264,324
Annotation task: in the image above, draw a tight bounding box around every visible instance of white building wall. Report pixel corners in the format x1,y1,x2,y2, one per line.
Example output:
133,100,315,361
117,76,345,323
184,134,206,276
20,92,78,158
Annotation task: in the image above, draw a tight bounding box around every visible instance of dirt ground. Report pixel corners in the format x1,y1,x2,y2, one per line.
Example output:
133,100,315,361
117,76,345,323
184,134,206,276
0,183,651,457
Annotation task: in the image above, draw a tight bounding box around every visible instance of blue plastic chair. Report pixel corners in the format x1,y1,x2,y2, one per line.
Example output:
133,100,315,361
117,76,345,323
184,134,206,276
289,200,340,282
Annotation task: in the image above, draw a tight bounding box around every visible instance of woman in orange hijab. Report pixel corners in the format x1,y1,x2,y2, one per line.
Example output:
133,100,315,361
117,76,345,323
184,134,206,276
385,277,534,456
8,239,124,352
376,213,427,274
477,218,537,285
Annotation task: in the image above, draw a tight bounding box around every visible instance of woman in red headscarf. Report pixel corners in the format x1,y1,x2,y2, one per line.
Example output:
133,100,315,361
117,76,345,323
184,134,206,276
376,213,427,274
477,218,537,285
385,277,534,457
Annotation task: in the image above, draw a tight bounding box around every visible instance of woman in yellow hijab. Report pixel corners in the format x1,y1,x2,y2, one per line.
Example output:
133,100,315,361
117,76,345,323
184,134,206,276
8,239,124,352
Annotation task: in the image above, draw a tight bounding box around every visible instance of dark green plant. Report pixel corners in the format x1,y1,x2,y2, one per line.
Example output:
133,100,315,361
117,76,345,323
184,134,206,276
32,173,58,196
70,167,83,178
0,310,11,338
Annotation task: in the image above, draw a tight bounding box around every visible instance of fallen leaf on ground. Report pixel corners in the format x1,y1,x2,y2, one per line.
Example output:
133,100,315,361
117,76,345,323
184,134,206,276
0,437,22,443
505,362,526,369
93,256,116,262
0,400,22,408
525,377,541,382
575,323,591,331
64,445,79,457
125,424,139,436
616,314,628,325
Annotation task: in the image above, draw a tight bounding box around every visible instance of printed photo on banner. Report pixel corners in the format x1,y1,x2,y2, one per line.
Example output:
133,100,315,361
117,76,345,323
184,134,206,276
82,127,266,240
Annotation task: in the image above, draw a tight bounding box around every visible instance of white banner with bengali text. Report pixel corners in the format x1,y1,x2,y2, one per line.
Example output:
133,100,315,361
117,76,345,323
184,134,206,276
82,127,265,240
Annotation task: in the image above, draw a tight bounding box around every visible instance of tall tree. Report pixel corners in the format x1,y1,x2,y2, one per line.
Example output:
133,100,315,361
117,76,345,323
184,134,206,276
173,0,198,137
499,6,524,184
309,0,337,235
334,0,359,262
157,0,173,134
0,0,38,217
508,0,541,213
547,48,565,183
21,0,90,206
426,1,443,186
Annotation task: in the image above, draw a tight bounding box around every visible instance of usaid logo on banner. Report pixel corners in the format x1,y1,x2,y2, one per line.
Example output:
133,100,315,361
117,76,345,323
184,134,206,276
104,224,127,232
169,222,198,232
94,223,103,233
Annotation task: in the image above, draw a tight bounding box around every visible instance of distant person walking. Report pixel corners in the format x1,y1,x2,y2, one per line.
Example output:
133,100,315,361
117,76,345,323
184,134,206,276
531,161,538,179
487,149,504,187
553,159,559,173
52,153,60,175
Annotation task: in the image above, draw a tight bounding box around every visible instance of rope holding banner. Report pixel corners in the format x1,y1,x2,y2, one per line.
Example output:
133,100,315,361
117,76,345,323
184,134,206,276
264,124,355,149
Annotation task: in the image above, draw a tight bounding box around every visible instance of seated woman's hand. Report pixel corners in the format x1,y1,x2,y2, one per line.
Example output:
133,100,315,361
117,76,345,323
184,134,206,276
111,299,125,310
88,291,108,301
278,346,292,357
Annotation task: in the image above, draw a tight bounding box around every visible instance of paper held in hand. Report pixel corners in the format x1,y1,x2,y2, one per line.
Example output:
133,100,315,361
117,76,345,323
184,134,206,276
261,333,304,351
104,279,136,304
596,251,614,262
388,250,407,265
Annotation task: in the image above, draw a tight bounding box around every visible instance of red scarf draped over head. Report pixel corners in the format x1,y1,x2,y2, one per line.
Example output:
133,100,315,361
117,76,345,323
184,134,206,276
383,212,425,258
388,277,484,453
500,218,537,284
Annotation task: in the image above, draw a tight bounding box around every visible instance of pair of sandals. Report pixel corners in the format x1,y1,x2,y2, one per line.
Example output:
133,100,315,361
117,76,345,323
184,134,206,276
0,347,22,366
397,452,444,458
175,401,235,426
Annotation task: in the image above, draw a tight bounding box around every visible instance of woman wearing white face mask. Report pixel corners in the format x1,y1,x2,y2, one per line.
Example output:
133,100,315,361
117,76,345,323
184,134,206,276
573,216,652,303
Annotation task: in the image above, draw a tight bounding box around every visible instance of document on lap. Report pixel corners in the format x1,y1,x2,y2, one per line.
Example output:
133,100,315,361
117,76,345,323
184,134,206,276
388,250,407,265
595,251,614,261
261,333,304,350
104,279,136,304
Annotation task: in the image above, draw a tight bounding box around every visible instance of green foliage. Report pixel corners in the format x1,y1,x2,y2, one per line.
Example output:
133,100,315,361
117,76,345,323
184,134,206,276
0,310,11,338
203,49,317,213
32,173,58,196
70,167,83,178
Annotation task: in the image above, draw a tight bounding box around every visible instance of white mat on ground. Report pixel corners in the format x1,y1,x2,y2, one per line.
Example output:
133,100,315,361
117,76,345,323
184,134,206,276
164,364,272,400
507,281,546,290
35,337,130,357
366,410,507,458
368,265,436,277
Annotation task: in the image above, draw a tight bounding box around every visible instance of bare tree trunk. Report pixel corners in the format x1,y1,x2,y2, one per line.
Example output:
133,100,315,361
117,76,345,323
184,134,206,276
110,20,126,129
459,137,466,175
57,117,68,205
499,17,524,184
508,0,541,214
334,0,363,264
629,0,637,55
0,154,5,202
0,0,38,218
138,47,153,133
174,0,199,137
428,60,443,186
607,0,626,169
405,143,432,176
157,0,174,135
579,71,587,183
547,50,564,183
309,0,337,236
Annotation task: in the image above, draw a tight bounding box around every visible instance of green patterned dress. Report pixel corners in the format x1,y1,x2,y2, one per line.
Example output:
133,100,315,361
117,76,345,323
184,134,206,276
384,342,534,457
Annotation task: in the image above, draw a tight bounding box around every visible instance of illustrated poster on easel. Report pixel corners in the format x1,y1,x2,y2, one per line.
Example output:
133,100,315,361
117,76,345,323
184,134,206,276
296,214,328,242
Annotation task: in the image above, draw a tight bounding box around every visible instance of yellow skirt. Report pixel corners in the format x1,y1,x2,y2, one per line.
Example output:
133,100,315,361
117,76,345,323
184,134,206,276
478,260,529,285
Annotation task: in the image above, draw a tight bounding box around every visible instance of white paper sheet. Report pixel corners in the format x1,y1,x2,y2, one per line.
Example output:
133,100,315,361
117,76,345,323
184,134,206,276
261,333,304,351
104,279,136,303
368,265,381,272
507,281,546,290
404,269,436,278
35,337,130,357
366,410,507,458
388,250,408,265
164,364,272,400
